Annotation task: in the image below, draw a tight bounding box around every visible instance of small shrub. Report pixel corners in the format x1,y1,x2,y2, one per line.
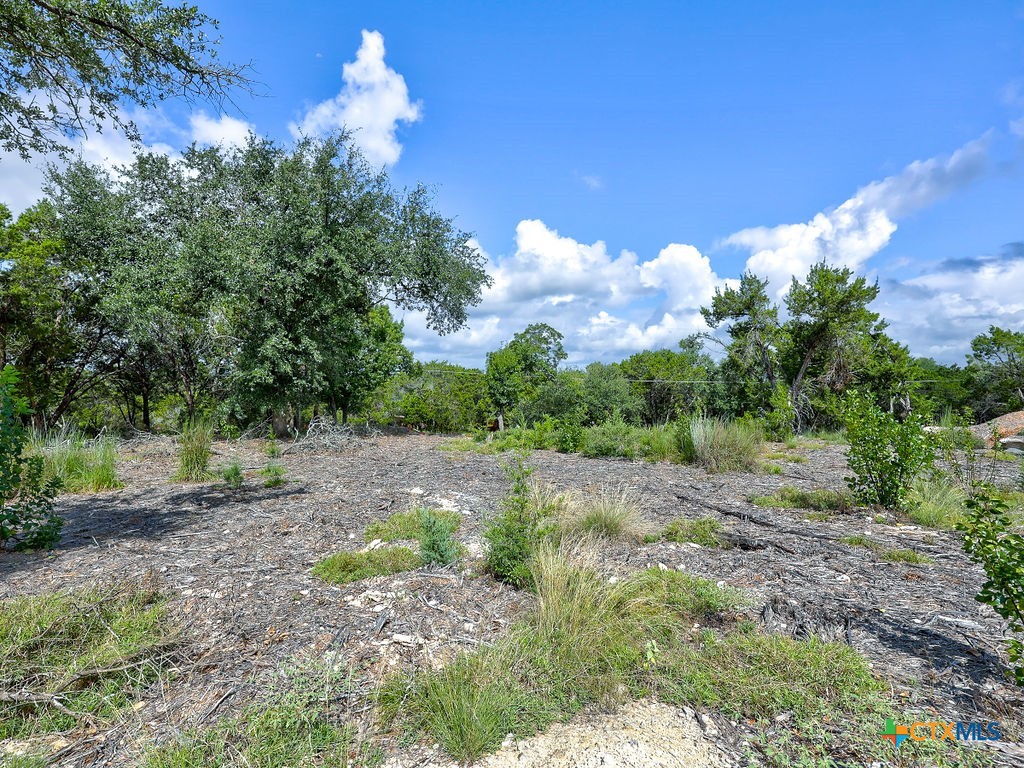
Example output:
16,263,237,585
764,382,795,441
261,460,286,488
312,546,421,584
580,415,641,459
1,367,62,549
419,508,462,566
365,507,460,542
959,490,1024,685
649,517,727,548
842,392,931,509
751,485,853,512
561,486,641,540
637,425,678,462
677,415,762,473
483,455,555,588
175,420,214,482
219,459,244,489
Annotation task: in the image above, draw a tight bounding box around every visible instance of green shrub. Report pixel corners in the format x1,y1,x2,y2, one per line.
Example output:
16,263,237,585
312,546,421,584
261,461,286,488
764,382,796,441
636,425,678,462
219,459,244,490
842,392,931,509
365,507,461,542
580,414,642,459
677,415,762,472
483,455,554,589
1,366,62,550
175,420,214,482
959,490,1024,685
419,508,462,566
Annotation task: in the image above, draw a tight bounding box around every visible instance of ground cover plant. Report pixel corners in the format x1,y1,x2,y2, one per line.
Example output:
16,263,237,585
0,581,176,739
644,516,728,548
28,430,121,493
311,547,421,585
363,507,461,542
751,485,854,513
839,535,935,564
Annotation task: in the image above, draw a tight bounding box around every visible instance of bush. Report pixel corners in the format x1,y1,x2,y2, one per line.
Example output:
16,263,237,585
959,490,1024,685
580,414,642,459
419,508,462,566
677,415,762,472
483,455,554,589
365,507,461,542
175,420,214,482
764,382,796,441
1,367,62,550
842,392,932,509
261,460,286,488
219,459,244,490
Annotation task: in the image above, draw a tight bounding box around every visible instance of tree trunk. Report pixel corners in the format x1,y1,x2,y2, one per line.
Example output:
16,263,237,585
141,390,151,431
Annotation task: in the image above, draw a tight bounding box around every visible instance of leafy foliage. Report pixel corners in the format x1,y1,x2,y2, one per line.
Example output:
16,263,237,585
0,366,62,549
842,391,932,509
418,509,462,566
959,489,1024,685
483,456,555,589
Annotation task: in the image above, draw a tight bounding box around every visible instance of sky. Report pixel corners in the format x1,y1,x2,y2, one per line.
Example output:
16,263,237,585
3,1,1024,368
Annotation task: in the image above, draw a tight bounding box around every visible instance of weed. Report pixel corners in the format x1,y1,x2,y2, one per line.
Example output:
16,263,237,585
751,485,853,512
761,463,783,474
677,415,762,473
419,508,461,566
312,547,421,584
560,486,642,540
580,414,642,459
647,517,728,548
174,420,214,482
219,459,244,490
0,582,173,738
364,507,460,542
261,460,287,488
839,535,934,564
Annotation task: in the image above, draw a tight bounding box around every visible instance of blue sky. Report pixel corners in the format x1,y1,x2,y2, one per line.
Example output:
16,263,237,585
3,1,1024,367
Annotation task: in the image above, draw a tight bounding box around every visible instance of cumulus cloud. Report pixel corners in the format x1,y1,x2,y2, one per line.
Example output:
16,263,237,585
289,30,422,166
724,136,990,295
189,112,254,147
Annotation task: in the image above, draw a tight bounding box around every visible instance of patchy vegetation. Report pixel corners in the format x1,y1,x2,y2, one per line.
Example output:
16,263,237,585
312,547,421,585
839,535,935,564
645,517,728,548
174,421,214,482
751,485,854,512
363,507,460,543
28,431,121,493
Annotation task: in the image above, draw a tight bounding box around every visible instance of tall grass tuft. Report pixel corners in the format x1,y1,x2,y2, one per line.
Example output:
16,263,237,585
28,429,121,492
908,475,966,529
560,486,642,540
174,421,214,482
678,415,762,472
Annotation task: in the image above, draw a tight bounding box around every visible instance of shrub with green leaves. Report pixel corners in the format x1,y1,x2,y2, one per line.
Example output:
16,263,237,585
261,460,287,488
959,490,1024,686
764,382,796,441
175,420,214,482
842,391,931,509
419,508,461,566
1,366,62,550
483,455,554,589
220,459,244,489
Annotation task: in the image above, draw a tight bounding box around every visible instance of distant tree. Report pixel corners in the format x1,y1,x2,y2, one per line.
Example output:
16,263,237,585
969,326,1024,418
485,323,566,429
619,336,714,425
579,362,639,425
0,0,252,160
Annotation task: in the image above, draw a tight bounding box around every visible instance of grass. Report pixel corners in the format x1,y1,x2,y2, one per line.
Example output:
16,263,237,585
645,516,728,548
28,429,121,492
678,415,762,473
0,582,174,739
761,462,783,474
144,662,355,768
219,459,244,489
174,421,214,482
839,535,934,564
751,485,854,512
364,507,461,542
261,460,287,488
762,450,807,463
908,475,966,529
312,547,421,584
558,486,642,540
804,429,847,445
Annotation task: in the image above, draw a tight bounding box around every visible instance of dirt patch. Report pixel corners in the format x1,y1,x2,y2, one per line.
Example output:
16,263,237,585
1,434,1022,765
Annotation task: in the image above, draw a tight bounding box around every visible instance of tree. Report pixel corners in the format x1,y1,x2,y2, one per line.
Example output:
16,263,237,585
969,326,1024,418
0,0,252,160
619,337,713,425
485,323,566,429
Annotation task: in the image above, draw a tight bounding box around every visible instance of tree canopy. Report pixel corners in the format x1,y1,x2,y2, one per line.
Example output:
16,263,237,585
0,0,252,159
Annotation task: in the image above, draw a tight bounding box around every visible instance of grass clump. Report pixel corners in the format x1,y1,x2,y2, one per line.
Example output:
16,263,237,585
677,415,762,473
559,486,642,540
261,460,287,488
28,430,121,492
908,475,966,529
219,459,244,489
839,535,934,564
174,420,214,482
364,507,460,542
646,516,728,548
0,582,173,738
312,547,421,584
145,662,354,768
751,485,853,512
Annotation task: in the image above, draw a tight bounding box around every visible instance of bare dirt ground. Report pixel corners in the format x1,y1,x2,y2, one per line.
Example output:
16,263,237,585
1,434,1022,766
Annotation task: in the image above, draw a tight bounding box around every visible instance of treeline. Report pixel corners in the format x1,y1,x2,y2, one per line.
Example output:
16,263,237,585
2,133,1022,438
0,133,489,433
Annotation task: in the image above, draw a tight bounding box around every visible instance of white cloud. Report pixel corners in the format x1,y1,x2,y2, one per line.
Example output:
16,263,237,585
724,136,990,295
577,173,603,190
289,30,422,166
189,112,254,147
